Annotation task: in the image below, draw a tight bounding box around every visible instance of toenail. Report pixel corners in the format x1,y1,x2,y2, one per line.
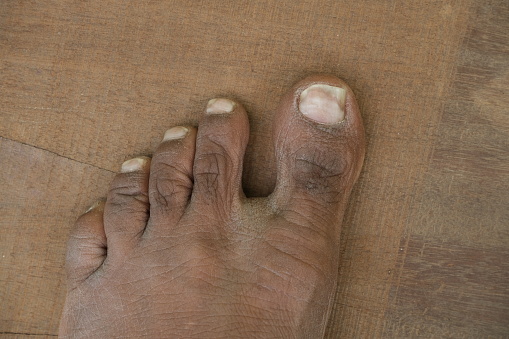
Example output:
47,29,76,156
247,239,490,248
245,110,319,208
206,98,235,114
299,84,346,124
121,157,147,173
85,201,101,213
163,126,189,141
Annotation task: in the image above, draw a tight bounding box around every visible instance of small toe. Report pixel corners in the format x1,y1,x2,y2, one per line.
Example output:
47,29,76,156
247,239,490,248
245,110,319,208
66,200,107,288
190,98,249,218
271,74,365,228
148,126,197,228
103,156,151,253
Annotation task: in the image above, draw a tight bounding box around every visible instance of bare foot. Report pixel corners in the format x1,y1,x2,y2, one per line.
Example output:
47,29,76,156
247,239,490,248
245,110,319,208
59,74,365,338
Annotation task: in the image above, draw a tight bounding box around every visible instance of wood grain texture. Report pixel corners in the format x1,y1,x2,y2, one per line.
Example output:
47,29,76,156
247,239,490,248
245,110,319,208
1,0,507,337
382,1,509,337
384,236,509,337
0,138,114,336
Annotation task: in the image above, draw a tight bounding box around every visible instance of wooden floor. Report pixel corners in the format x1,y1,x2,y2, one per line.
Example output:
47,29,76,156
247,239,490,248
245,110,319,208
1,1,508,337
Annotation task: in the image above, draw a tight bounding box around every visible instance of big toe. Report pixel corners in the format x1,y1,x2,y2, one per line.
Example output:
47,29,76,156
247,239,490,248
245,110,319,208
271,74,365,226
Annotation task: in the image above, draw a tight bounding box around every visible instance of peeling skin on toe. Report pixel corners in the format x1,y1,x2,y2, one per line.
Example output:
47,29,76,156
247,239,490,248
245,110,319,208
298,84,346,125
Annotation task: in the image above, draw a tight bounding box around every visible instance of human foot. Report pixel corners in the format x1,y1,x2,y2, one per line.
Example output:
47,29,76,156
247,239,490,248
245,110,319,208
59,74,365,338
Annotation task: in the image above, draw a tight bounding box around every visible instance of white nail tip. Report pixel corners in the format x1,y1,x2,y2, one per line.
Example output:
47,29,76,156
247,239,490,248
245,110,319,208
299,84,346,124
206,98,236,114
85,201,102,213
121,157,147,173
163,126,189,141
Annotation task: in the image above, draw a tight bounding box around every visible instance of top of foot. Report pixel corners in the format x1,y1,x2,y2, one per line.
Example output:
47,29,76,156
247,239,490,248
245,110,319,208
60,74,365,339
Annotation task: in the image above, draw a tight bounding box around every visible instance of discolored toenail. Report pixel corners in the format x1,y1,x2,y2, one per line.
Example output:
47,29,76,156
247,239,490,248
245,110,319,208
299,84,346,124
163,126,189,141
206,98,236,114
121,157,148,173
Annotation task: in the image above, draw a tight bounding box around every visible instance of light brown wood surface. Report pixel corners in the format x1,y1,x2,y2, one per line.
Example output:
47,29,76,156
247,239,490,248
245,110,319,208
1,0,508,337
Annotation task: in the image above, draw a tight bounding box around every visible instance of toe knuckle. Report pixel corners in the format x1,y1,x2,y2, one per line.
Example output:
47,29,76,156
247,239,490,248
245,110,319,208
107,190,148,210
108,174,148,206
150,164,192,206
292,149,348,202
110,173,146,196
194,149,233,193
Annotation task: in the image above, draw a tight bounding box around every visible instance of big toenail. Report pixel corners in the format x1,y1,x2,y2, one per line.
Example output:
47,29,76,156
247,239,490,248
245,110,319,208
299,84,346,124
121,157,147,173
163,126,188,141
206,98,235,114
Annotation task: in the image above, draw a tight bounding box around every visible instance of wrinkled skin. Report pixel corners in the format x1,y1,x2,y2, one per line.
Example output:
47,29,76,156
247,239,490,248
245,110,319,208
59,74,365,338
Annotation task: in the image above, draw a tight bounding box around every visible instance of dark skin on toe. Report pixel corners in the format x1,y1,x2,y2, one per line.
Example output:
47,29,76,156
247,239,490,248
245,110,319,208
59,74,365,339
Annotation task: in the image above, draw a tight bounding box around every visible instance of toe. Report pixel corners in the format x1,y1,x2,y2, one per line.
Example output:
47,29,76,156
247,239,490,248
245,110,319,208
148,126,196,227
271,74,365,228
190,98,249,217
66,200,107,288
103,156,151,253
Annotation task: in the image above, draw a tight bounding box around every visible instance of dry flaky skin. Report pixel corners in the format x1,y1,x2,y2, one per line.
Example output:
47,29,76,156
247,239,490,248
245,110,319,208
59,74,365,339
